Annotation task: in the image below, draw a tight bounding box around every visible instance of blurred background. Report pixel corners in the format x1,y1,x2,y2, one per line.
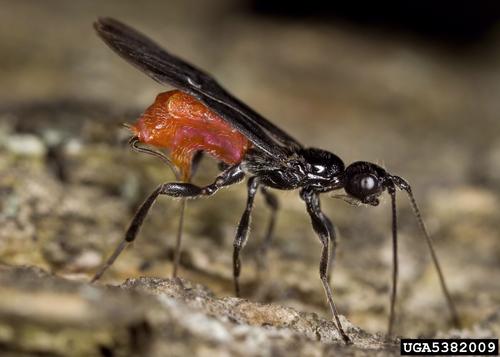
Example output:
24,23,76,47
1,0,499,339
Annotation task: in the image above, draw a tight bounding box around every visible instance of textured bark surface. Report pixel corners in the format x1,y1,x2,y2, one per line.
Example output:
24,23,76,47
1,265,498,357
0,265,394,356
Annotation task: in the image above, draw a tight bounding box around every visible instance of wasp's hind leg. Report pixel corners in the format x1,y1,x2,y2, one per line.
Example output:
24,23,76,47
172,151,204,277
91,164,245,283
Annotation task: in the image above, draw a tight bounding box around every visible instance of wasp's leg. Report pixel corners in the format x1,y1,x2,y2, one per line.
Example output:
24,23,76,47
172,198,186,277
91,164,245,283
301,189,351,344
233,177,260,297
190,150,204,178
172,150,204,277
320,213,338,284
255,187,279,273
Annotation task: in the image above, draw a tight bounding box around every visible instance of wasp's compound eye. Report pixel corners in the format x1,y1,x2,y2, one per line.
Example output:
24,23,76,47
344,172,382,204
360,175,376,191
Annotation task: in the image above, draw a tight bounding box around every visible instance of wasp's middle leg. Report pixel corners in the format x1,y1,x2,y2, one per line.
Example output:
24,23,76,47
255,187,279,274
233,176,260,297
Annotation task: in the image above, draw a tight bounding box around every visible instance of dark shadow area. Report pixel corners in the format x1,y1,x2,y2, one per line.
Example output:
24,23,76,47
249,0,500,49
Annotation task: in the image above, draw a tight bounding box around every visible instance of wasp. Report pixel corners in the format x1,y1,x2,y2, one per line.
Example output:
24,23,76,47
91,18,460,343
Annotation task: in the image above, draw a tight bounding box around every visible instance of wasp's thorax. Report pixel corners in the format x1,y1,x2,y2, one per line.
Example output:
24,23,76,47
299,148,345,191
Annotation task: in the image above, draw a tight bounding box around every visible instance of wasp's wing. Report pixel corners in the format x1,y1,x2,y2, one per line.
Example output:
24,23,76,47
94,17,303,158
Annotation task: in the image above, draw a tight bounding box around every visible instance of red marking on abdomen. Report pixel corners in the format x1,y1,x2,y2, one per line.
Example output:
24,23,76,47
130,90,251,180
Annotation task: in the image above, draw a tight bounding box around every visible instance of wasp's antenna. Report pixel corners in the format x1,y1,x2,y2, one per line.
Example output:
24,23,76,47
392,176,461,328
387,185,398,338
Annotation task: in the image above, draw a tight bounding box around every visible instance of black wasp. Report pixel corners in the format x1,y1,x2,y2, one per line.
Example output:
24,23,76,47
91,18,460,343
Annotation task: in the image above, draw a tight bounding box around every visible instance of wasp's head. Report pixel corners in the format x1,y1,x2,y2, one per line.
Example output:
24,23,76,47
343,161,395,206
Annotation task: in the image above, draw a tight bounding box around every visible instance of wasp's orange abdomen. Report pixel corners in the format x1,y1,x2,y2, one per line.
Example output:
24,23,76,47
131,90,251,180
